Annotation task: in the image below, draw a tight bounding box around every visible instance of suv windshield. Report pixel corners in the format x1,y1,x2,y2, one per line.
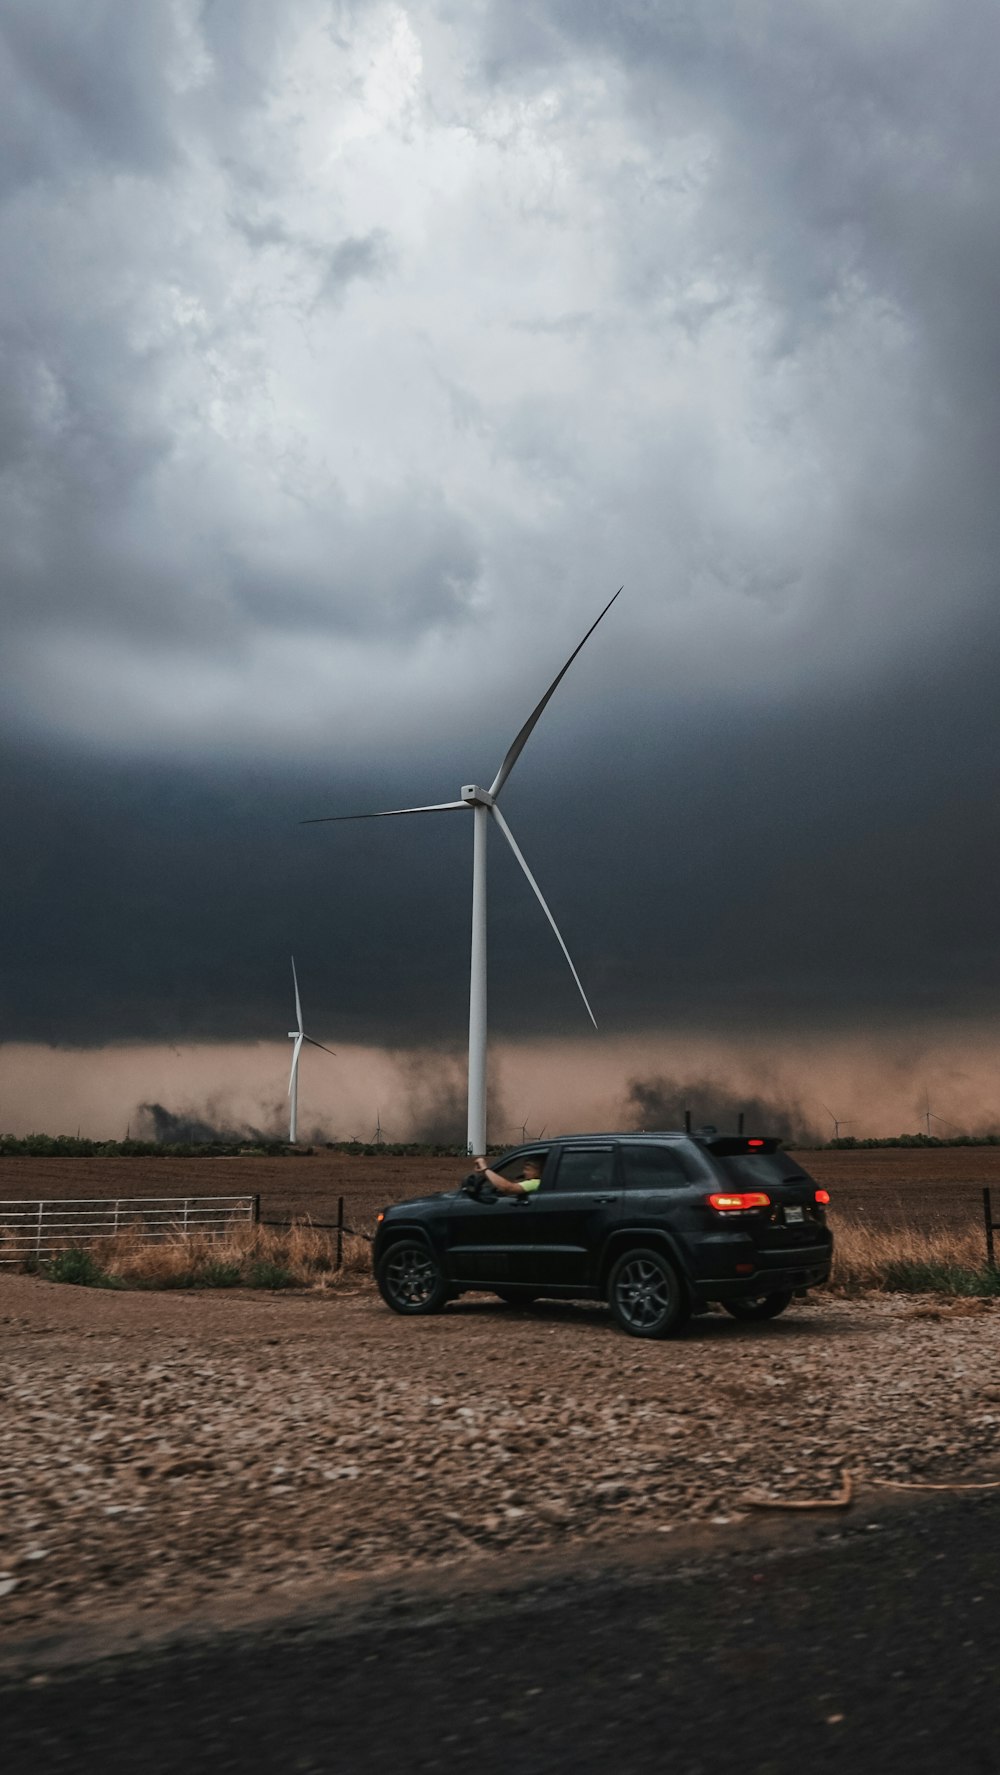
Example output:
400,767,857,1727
714,1152,814,1190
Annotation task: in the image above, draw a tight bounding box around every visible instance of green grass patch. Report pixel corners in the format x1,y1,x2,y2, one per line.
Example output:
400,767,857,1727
248,1258,295,1289
44,1247,121,1289
882,1260,1000,1296
194,1260,245,1288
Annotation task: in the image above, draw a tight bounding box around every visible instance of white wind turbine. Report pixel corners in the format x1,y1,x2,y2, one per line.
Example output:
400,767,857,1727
287,957,336,1145
922,1091,962,1139
817,1101,852,1140
306,588,622,1155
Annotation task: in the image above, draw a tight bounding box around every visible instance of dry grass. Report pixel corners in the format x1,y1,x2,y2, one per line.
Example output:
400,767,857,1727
5,1211,999,1297
830,1217,1000,1295
5,1219,372,1289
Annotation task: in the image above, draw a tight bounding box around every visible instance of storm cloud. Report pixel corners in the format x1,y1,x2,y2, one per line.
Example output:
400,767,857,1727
2,1,1000,1107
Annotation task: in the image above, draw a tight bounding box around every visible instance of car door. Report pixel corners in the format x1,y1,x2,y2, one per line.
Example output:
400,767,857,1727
510,1144,621,1288
617,1140,708,1272
444,1150,552,1286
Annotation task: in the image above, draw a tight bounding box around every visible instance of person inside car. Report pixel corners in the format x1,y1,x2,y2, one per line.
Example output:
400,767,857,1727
473,1154,544,1196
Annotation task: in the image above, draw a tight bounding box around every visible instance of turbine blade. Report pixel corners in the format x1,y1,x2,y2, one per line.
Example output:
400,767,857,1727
288,1032,304,1095
303,1035,337,1058
302,801,467,825
489,586,623,799
490,803,597,1029
291,956,303,1032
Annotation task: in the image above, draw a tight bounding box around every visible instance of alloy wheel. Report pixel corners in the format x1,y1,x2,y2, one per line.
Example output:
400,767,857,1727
385,1244,438,1307
614,1256,675,1332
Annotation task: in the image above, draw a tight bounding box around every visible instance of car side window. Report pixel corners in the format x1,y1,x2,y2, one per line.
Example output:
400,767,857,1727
551,1148,616,1192
620,1143,696,1190
490,1151,549,1183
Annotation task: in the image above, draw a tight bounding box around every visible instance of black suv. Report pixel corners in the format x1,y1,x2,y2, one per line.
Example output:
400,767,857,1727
372,1133,833,1338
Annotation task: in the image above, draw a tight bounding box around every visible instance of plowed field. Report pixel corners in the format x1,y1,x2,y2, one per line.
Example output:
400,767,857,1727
1,1145,998,1234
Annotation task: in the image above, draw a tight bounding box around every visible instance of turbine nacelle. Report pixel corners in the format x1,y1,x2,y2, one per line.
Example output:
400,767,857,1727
461,784,494,807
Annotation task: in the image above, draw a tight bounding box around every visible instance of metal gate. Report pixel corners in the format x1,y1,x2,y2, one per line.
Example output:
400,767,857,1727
0,1194,260,1262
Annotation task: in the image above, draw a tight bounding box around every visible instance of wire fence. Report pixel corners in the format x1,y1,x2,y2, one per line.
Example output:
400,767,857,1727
3,1186,997,1270
0,1194,259,1262
260,1198,371,1269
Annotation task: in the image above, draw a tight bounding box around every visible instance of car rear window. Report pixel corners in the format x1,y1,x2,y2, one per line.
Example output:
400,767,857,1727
714,1153,814,1189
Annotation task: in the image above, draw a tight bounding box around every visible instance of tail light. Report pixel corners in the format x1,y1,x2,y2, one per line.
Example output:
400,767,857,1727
815,1189,831,1205
707,1191,771,1212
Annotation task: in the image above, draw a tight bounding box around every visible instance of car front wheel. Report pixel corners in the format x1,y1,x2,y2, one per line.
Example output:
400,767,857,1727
607,1248,689,1339
376,1240,450,1315
722,1290,794,1321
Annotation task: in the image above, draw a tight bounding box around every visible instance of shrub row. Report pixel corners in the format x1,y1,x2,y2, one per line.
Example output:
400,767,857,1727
0,1134,499,1159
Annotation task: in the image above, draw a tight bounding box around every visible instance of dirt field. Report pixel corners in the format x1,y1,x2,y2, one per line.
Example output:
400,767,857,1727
1,1145,997,1234
3,1259,1000,1657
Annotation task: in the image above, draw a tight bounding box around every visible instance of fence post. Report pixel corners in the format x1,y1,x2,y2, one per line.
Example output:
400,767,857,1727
183,1198,190,1234
35,1200,44,1257
336,1196,344,1271
984,1188,996,1270
252,1193,261,1225
113,1199,120,1235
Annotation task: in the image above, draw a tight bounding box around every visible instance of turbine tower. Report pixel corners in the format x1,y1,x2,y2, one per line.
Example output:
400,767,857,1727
306,588,622,1155
287,957,336,1145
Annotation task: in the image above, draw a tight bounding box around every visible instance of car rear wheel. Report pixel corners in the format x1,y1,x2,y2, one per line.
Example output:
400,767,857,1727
493,1288,540,1306
722,1289,794,1321
376,1240,449,1315
607,1248,689,1339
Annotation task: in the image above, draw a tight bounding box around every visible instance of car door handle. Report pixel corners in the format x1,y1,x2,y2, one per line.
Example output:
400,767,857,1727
592,1195,619,1204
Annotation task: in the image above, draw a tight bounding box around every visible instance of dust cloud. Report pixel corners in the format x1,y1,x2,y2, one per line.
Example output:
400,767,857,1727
395,1050,508,1147
134,1101,290,1146
4,1021,1000,1145
621,1076,818,1145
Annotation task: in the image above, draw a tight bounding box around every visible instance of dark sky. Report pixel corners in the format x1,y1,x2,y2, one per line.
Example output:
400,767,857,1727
2,0,1000,1062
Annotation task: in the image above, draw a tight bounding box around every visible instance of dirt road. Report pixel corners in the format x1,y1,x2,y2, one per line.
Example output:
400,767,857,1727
3,1268,1000,1652
4,1490,1000,1773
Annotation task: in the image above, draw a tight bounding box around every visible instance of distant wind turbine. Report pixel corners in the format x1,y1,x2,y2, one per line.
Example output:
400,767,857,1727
373,1109,384,1145
817,1102,852,1140
287,957,336,1145
306,588,622,1154
517,1116,548,1142
923,1092,962,1138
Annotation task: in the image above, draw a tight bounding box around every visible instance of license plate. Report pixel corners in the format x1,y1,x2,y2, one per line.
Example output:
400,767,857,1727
784,1206,805,1224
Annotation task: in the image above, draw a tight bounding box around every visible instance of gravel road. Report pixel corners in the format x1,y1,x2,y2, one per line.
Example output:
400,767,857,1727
4,1490,1000,1774
3,1272,1000,1652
